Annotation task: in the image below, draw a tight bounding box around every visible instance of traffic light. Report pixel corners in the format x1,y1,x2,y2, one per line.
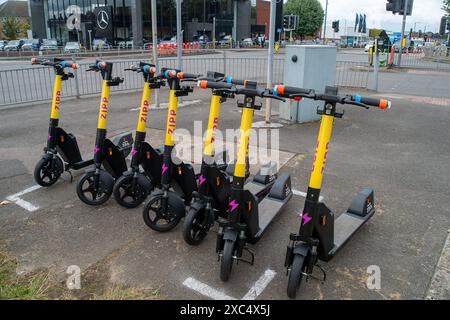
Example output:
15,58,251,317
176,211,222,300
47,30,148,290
283,15,290,30
333,20,340,33
386,0,414,16
386,0,401,14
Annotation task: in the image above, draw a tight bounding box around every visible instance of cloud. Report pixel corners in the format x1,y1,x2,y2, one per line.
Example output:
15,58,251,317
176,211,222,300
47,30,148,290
317,0,445,32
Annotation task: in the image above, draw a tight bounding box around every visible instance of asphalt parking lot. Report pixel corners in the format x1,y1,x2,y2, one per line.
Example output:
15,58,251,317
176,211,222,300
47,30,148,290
1,84,450,300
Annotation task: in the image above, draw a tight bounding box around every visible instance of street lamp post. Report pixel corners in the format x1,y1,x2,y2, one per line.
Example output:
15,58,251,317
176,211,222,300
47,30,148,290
323,0,329,44
151,0,160,108
397,0,409,67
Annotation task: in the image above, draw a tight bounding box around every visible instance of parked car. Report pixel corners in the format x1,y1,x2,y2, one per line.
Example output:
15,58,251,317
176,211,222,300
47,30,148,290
118,40,133,49
0,40,7,51
160,36,177,45
40,39,58,51
195,35,209,45
64,41,81,53
240,38,254,47
218,35,232,46
4,39,25,51
92,38,110,50
21,39,41,51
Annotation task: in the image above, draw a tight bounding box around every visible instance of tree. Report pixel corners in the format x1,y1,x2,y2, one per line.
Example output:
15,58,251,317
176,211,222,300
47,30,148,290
2,17,29,40
443,0,450,16
284,0,324,40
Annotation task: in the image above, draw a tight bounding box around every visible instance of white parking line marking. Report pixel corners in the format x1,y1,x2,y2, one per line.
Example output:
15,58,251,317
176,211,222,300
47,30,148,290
8,185,41,198
292,189,324,202
183,277,237,300
242,269,276,300
183,269,276,300
6,185,42,212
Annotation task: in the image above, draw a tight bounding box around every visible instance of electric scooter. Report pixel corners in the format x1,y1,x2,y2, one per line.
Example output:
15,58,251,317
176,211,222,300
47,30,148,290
273,84,391,298
142,68,200,231
32,57,94,186
112,62,166,208
181,78,254,245
199,80,292,282
76,61,133,205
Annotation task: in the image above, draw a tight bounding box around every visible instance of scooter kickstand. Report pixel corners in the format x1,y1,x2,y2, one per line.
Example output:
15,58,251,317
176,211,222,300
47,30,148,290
236,246,255,266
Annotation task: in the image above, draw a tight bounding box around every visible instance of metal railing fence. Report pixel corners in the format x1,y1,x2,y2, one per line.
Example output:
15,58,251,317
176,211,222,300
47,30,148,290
0,55,369,106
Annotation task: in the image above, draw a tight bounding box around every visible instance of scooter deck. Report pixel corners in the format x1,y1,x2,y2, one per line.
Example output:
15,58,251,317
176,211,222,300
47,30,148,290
244,180,268,196
329,210,374,257
256,195,292,238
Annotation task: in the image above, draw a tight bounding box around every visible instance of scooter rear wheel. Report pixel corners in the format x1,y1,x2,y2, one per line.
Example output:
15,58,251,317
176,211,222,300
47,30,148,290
113,175,149,208
34,156,64,187
182,206,209,245
287,254,306,299
220,240,234,282
142,194,182,232
76,171,113,206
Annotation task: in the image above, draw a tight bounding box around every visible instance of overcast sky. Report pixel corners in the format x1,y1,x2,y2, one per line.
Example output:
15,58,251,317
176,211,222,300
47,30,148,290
317,0,446,33
1,0,446,33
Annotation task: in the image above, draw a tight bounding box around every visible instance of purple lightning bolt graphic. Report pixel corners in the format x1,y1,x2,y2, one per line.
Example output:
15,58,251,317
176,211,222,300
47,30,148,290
131,148,137,157
229,200,239,212
162,163,168,174
94,145,100,155
302,212,312,225
48,134,53,141
198,175,206,185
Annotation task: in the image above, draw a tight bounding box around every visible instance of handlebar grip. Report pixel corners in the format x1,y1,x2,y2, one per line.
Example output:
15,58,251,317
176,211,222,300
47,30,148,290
31,58,47,65
177,72,200,80
142,64,157,74
354,95,391,109
224,76,246,85
273,85,311,97
198,80,233,90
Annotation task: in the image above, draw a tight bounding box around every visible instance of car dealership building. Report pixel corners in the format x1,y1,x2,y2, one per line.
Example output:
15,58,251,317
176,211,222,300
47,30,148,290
28,0,252,47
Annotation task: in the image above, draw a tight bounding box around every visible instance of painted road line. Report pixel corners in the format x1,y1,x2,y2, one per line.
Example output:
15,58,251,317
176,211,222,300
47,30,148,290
426,230,450,300
6,185,42,212
183,277,237,300
292,189,324,202
242,269,276,300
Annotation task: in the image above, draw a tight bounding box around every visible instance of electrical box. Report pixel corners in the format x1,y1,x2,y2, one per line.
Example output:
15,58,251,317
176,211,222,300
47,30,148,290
279,45,337,124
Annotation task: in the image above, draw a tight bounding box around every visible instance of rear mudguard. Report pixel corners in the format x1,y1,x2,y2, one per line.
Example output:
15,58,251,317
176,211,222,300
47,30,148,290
190,200,215,226
293,243,310,257
121,170,153,191
150,190,186,219
85,168,115,194
223,229,238,242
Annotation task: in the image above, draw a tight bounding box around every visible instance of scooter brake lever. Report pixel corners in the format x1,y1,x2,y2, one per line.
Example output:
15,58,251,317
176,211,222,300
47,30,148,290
264,94,286,102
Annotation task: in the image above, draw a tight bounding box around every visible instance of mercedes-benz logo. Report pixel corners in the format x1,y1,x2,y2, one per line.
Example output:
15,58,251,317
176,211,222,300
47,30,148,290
96,10,109,30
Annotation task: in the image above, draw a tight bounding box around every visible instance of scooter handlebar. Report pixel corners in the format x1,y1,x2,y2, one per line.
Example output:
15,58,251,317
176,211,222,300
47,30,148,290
31,58,78,70
273,84,391,110
197,80,233,90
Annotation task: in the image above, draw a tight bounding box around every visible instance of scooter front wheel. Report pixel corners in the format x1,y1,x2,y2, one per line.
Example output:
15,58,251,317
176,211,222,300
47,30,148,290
76,170,114,206
287,254,306,299
34,156,64,187
113,174,151,208
142,193,183,232
220,240,234,282
182,206,209,245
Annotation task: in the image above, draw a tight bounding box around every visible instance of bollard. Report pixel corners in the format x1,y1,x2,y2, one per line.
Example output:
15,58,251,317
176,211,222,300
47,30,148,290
72,54,81,99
